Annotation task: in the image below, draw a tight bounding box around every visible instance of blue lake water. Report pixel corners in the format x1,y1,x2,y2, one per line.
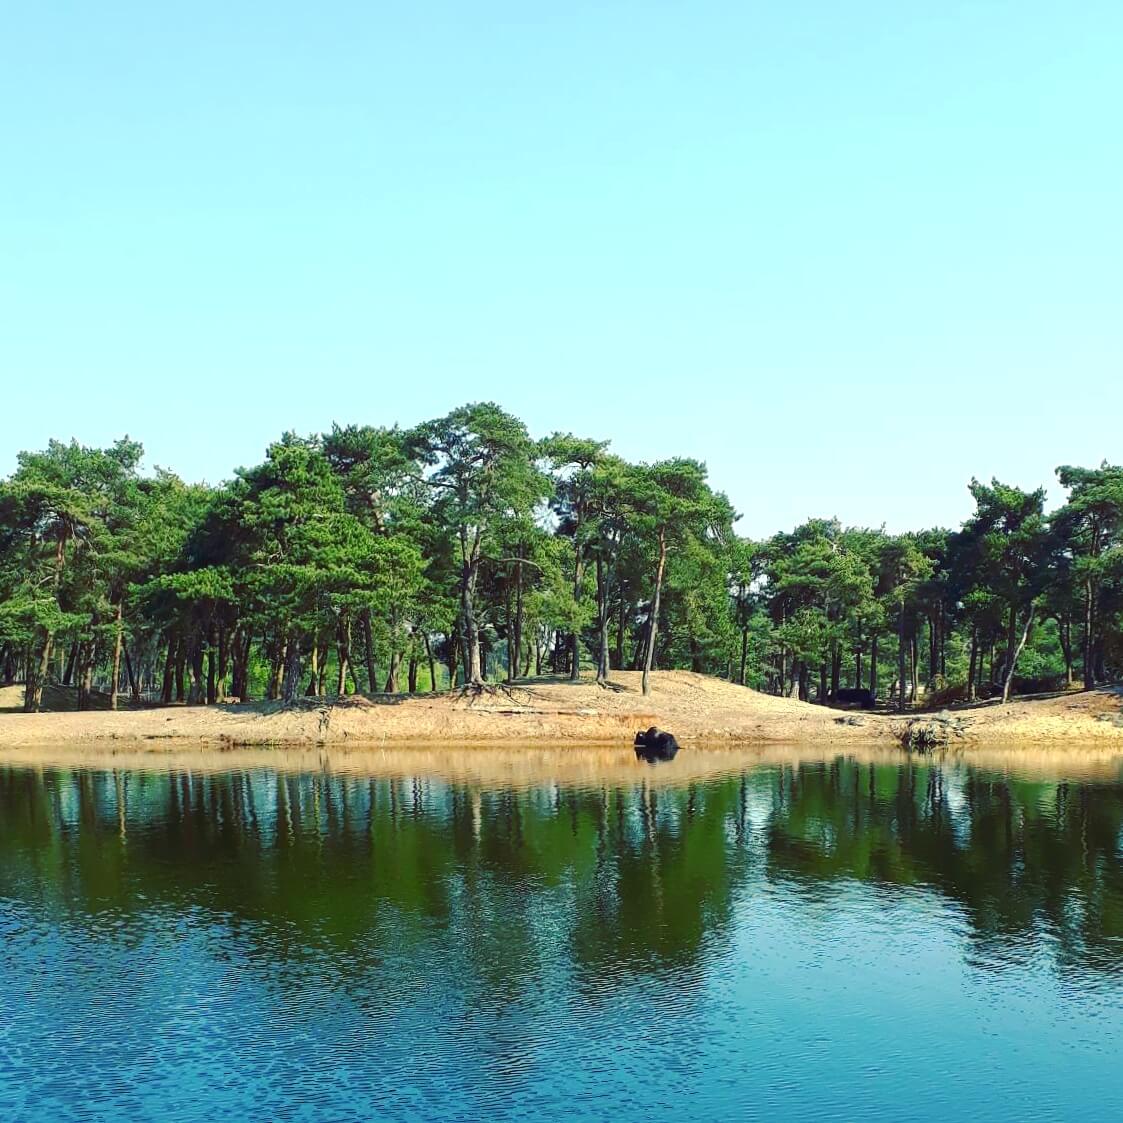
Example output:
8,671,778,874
1,751,1121,1122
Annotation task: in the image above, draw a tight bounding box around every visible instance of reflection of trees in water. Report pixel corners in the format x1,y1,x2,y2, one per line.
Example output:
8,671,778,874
765,760,1123,974
1,761,1121,983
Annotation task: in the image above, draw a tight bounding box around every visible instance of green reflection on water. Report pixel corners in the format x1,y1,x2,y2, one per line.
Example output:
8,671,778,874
2,757,1121,980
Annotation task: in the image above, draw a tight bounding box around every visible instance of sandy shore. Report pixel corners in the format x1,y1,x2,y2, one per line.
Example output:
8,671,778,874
3,740,1122,786
1,670,1121,752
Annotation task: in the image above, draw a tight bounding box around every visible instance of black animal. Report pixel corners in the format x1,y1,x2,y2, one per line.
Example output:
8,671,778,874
833,687,875,709
634,726,680,762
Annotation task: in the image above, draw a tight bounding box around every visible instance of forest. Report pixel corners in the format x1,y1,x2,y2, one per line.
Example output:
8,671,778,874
0,402,1120,714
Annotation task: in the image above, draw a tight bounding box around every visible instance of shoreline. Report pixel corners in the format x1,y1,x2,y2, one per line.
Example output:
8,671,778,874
3,740,1123,785
1,670,1121,753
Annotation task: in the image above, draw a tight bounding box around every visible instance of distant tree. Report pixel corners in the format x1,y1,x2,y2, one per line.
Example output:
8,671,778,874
407,404,549,687
1053,464,1123,689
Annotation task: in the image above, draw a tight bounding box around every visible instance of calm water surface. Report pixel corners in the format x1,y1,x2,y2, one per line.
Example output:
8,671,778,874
1,751,1122,1122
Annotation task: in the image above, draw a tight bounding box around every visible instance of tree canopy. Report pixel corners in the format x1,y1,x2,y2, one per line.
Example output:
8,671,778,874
1,415,1119,711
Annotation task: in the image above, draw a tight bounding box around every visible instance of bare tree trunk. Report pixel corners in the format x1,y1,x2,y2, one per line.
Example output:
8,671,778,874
384,648,401,693
281,637,302,704
187,635,204,705
24,631,53,713
423,631,438,692
161,635,175,705
175,638,187,702
336,614,351,696
362,610,377,694
317,638,329,696
868,636,879,700
1002,606,1036,704
267,638,285,701
77,644,94,711
124,645,141,704
305,640,319,696
505,584,514,684
967,627,978,701
641,529,667,697
206,627,218,705
217,623,229,697
596,555,611,685
1083,578,1096,690
897,603,907,713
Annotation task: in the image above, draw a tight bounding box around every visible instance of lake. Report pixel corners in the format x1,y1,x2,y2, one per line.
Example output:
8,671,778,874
1,748,1121,1122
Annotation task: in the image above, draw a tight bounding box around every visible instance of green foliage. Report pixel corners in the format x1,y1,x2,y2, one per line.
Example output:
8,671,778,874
1,415,1120,707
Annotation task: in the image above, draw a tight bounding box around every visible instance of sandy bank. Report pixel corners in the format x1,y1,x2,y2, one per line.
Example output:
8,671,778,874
2,671,1122,752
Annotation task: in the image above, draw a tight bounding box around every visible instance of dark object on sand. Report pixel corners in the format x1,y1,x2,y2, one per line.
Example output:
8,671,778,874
833,687,876,709
634,726,680,762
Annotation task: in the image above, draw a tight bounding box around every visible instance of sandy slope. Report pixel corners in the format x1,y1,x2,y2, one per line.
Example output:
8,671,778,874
1,671,1121,750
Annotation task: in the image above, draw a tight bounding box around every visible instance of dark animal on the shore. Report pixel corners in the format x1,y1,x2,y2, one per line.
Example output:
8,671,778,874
833,687,875,709
634,726,680,762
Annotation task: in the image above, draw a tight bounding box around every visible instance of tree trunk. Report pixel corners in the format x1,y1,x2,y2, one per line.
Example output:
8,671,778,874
1003,604,1018,695
317,638,329,696
77,646,94,711
614,599,626,671
305,640,319,696
741,626,751,688
897,601,907,713
109,601,125,711
408,656,419,693
384,648,401,693
281,637,302,704
187,636,204,705
362,610,377,694
868,636,879,700
24,630,53,713
910,632,919,703
967,627,978,702
217,624,229,698
445,637,458,692
206,629,217,705
505,584,514,684
231,629,251,702
513,556,524,683
160,638,174,704
460,540,484,686
641,529,667,696
1083,578,1096,690
63,641,78,687
175,639,187,703
1057,616,1073,687
124,645,141,705
267,639,285,701
336,614,352,696
570,541,584,682
423,631,438,692
596,555,611,685
1002,606,1036,704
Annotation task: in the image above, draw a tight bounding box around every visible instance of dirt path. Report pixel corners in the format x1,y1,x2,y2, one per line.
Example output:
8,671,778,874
2,671,1121,751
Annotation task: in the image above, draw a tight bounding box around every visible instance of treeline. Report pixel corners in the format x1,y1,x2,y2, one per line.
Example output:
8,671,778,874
0,403,1120,713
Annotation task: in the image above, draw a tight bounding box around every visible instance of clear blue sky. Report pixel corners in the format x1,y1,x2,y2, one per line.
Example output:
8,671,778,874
2,2,1120,537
